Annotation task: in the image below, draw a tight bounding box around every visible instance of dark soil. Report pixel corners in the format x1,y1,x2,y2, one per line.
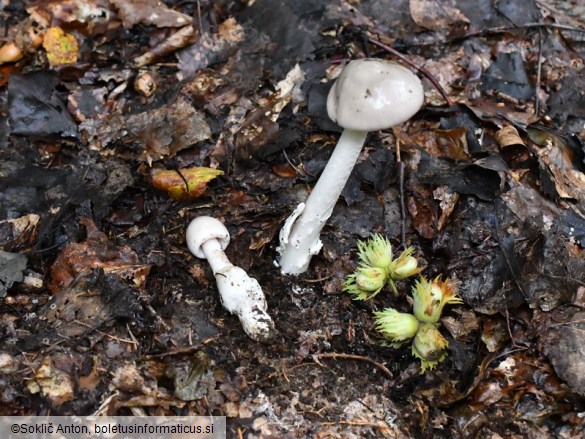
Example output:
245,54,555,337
1,0,585,438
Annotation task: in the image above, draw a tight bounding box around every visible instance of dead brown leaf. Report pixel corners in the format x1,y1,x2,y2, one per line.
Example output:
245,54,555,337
407,190,438,239
134,25,196,67
433,185,460,231
124,96,211,161
110,0,191,29
410,127,471,161
49,217,150,293
532,134,585,200
409,0,469,31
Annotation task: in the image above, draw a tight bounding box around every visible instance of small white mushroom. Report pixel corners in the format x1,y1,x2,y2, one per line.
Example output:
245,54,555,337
278,59,425,275
186,216,275,342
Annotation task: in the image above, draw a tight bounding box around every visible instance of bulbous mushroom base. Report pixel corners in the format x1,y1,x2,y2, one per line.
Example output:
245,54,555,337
215,266,276,342
277,129,368,275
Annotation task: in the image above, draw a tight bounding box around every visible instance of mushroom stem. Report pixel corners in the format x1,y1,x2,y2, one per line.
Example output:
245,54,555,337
201,239,232,274
278,129,368,274
186,216,276,342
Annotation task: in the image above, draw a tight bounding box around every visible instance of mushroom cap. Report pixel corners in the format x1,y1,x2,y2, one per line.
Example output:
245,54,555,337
326,59,424,131
186,216,230,259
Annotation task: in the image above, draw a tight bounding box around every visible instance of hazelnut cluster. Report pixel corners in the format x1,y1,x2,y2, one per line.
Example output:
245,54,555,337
343,234,422,299
344,235,462,372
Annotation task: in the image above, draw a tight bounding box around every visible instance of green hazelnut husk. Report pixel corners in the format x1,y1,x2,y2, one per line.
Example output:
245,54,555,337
344,267,387,300
374,308,419,347
411,323,449,372
355,266,387,292
389,246,423,280
357,234,393,269
412,276,463,323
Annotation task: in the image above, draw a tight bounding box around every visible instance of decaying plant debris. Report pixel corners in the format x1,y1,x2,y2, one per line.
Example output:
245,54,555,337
1,0,585,437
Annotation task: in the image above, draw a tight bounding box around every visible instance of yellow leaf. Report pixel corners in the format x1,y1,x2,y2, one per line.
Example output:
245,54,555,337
42,27,78,66
150,167,223,201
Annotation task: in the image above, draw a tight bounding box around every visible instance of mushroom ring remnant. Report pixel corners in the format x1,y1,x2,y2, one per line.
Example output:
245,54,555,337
278,59,425,275
186,216,275,342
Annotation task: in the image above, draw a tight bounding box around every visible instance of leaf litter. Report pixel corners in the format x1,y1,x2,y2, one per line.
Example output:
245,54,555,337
0,0,584,437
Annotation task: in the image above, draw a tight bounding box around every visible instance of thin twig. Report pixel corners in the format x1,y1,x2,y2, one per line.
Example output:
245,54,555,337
367,36,453,107
302,275,332,283
404,22,585,48
254,362,318,384
313,352,393,379
174,168,190,196
541,274,585,287
283,148,309,178
535,28,543,116
319,420,386,427
395,138,406,246
549,319,585,328
72,319,136,344
141,344,204,360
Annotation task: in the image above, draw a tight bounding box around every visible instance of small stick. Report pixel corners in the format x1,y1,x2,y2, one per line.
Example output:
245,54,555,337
253,362,318,384
396,138,406,246
313,352,393,379
535,28,543,116
404,22,585,49
141,344,204,360
367,36,454,107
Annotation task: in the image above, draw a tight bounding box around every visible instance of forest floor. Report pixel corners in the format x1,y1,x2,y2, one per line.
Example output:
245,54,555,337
1,0,585,437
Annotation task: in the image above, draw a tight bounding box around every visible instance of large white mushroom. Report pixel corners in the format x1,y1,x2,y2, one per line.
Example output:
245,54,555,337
278,59,425,275
186,216,275,342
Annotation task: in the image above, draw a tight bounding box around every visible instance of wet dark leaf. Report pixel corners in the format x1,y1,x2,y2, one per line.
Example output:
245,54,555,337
494,0,541,26
538,307,585,397
241,0,315,77
519,225,585,311
481,51,533,101
547,73,585,127
416,152,502,201
0,251,27,297
8,71,78,139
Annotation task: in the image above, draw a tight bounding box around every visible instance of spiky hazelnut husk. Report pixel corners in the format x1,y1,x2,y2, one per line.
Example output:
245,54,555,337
412,276,462,323
357,234,393,269
411,323,449,372
356,265,387,292
344,265,388,300
389,246,423,280
374,308,419,346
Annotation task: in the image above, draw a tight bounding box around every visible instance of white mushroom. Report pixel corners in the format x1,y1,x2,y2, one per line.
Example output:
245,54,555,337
278,59,424,275
186,216,275,342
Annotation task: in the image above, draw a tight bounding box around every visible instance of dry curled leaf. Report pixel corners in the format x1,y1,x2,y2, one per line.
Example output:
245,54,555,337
149,167,223,201
495,125,525,148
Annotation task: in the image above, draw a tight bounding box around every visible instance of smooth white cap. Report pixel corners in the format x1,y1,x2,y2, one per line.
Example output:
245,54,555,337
326,59,424,131
186,216,230,259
